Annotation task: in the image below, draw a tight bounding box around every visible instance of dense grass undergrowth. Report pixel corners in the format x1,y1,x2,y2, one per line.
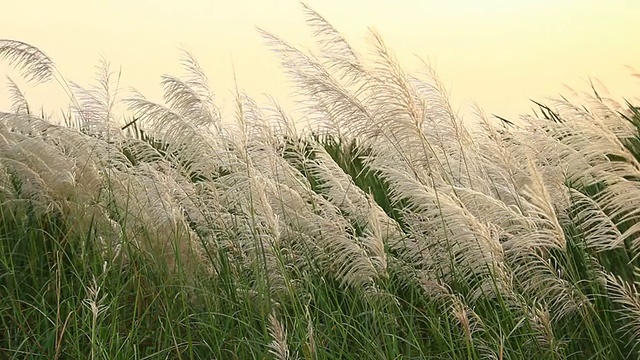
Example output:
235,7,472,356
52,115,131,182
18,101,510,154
2,4,640,359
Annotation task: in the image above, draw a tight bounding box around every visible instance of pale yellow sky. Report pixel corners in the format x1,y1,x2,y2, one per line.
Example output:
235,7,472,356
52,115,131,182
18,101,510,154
1,0,639,122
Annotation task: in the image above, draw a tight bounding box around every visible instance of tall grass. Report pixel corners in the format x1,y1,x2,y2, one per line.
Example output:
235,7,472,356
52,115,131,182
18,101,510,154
1,4,640,359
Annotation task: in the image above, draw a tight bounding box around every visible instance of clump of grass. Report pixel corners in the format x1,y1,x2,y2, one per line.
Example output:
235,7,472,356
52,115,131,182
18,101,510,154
1,3,640,359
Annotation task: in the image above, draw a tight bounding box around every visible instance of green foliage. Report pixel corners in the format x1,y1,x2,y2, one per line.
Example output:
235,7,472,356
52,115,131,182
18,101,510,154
2,5,640,359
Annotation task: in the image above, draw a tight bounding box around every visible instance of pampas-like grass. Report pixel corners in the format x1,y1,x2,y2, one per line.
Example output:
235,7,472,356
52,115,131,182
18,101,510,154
67,59,123,140
0,39,54,84
5,76,30,115
605,270,640,352
268,312,297,360
3,4,640,357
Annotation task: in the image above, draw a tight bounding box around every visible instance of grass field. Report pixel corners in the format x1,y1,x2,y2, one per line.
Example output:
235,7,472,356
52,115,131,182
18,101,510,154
1,5,640,359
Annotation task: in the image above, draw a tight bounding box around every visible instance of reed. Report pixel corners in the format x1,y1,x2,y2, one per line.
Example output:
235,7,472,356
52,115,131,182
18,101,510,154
0,4,639,359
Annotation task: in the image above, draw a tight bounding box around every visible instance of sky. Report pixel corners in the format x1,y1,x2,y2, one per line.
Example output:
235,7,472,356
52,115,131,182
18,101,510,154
1,0,639,123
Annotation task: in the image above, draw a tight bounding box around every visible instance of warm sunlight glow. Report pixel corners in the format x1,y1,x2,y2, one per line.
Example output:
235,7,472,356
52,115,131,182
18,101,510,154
2,0,639,120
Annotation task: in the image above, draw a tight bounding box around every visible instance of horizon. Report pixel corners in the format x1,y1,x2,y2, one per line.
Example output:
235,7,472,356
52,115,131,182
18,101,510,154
1,0,639,123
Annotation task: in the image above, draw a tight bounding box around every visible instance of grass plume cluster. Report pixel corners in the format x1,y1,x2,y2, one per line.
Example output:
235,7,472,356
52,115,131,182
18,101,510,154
1,4,640,359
